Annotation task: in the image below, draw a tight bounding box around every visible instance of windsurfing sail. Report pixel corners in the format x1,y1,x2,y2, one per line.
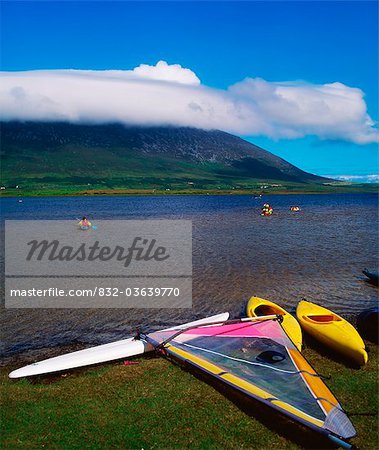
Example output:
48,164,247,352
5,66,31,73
146,316,356,443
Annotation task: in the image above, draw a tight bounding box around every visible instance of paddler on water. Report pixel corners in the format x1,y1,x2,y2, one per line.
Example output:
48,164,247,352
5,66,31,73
261,203,273,216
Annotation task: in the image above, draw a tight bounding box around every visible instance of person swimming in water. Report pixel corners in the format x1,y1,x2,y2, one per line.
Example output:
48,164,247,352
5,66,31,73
78,217,92,228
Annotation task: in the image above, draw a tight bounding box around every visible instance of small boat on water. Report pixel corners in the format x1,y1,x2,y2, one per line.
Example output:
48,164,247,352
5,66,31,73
296,300,368,366
246,296,302,351
362,268,379,285
357,307,379,343
261,203,273,216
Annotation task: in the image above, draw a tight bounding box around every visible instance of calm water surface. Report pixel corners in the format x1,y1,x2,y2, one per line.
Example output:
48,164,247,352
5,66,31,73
1,194,378,359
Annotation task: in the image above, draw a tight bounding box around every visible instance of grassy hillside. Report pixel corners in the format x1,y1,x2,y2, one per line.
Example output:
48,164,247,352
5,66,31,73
1,122,376,196
0,121,328,195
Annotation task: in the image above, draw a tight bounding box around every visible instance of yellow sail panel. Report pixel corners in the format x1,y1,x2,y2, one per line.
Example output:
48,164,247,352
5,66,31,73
288,348,338,414
221,372,275,400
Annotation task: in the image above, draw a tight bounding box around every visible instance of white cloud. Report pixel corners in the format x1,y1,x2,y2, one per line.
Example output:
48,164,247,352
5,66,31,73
132,60,200,85
326,174,379,183
0,61,377,144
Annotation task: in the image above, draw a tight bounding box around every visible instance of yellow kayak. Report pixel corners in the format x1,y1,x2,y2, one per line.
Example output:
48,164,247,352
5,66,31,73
296,300,368,366
246,296,302,351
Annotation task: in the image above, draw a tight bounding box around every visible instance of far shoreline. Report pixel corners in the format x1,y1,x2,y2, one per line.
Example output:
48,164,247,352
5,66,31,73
1,184,378,198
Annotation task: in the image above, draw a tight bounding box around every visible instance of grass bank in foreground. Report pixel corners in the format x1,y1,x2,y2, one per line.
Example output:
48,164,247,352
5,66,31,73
1,342,377,449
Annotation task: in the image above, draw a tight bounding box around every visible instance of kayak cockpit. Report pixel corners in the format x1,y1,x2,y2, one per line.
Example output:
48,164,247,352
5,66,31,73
255,305,284,316
304,314,342,324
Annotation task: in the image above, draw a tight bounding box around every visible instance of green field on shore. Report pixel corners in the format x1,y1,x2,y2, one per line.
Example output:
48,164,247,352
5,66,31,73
1,342,377,449
1,182,378,197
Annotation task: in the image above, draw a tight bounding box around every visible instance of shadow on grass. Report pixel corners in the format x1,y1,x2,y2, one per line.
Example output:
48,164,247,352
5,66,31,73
302,334,363,370
13,352,161,386
166,356,340,450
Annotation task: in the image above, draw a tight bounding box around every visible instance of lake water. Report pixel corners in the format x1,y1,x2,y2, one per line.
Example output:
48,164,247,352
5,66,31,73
1,193,378,359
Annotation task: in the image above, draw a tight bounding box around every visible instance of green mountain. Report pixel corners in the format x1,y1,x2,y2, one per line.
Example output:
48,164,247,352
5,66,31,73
0,121,329,194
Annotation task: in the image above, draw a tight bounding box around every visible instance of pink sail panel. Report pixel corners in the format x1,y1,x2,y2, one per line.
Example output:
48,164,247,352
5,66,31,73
181,320,285,339
150,319,291,348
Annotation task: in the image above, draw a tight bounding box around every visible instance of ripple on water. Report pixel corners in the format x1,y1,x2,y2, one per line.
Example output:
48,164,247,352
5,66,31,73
0,193,378,358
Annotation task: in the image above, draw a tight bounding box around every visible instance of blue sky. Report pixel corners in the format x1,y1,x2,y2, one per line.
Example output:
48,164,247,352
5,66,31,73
1,1,378,180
